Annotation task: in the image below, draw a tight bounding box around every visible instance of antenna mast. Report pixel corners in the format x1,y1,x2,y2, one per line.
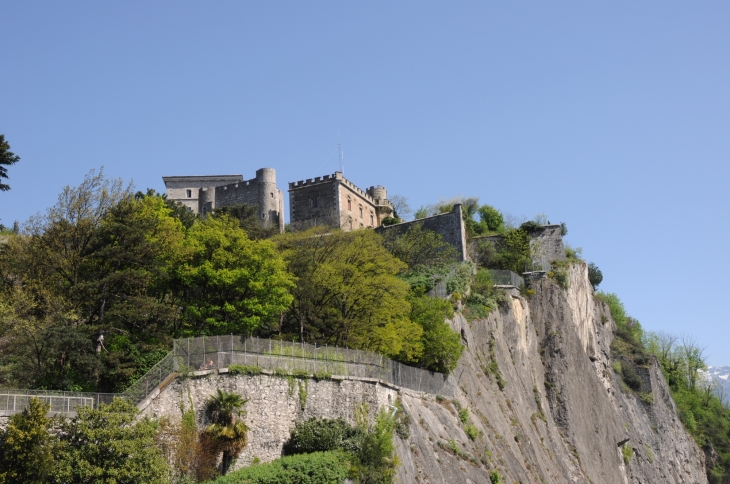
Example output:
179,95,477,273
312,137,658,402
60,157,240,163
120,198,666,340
338,132,344,175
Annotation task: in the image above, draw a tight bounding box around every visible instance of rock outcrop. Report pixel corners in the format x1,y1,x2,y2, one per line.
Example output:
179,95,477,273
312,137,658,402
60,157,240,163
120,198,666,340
143,263,707,482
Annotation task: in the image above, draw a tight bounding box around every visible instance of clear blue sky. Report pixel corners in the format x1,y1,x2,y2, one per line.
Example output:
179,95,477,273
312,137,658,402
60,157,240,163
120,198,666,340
2,2,729,364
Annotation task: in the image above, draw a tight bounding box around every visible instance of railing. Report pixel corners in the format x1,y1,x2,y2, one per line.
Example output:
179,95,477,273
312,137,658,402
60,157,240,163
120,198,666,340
122,351,178,404
174,336,455,397
0,389,118,416
2,336,456,417
489,269,525,287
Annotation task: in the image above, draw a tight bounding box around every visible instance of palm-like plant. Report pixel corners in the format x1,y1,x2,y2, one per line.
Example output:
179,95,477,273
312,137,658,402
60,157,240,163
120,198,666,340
204,389,249,475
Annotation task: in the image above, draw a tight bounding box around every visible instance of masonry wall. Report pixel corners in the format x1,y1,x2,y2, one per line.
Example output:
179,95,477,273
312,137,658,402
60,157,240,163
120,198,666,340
375,205,468,262
529,224,566,263
288,174,341,231
140,372,398,471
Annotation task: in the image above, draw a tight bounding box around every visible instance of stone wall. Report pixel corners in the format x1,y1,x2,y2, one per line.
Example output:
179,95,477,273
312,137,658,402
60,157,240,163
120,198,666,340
140,372,398,471
530,224,566,263
288,172,392,232
375,205,468,262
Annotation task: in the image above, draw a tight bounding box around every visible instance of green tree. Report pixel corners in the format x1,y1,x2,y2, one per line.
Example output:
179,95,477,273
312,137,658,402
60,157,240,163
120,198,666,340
53,398,169,484
0,135,20,192
494,228,531,273
381,223,457,270
0,398,55,484
408,292,463,374
588,262,603,291
275,228,422,361
356,408,399,484
477,204,505,233
176,215,294,336
205,390,250,475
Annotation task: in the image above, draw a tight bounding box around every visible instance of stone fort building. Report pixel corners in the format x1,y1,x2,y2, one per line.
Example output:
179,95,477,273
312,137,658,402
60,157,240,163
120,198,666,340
288,172,394,232
162,168,285,232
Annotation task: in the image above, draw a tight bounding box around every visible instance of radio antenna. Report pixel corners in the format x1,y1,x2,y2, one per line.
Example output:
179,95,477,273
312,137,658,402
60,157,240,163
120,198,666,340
338,132,344,174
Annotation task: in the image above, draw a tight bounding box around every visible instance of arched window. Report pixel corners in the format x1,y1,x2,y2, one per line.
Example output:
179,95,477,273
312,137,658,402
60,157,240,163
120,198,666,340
347,198,352,210
359,206,363,217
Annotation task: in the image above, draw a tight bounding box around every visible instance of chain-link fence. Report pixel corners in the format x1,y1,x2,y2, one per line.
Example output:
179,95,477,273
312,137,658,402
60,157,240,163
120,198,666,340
0,389,118,416
489,269,524,287
174,335,455,397
122,351,178,404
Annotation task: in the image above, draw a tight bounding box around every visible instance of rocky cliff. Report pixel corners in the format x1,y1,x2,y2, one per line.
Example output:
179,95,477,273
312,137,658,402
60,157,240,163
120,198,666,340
143,263,707,483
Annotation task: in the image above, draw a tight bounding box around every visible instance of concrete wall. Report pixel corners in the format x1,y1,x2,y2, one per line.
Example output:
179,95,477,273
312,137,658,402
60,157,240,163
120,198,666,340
375,205,468,262
140,372,399,471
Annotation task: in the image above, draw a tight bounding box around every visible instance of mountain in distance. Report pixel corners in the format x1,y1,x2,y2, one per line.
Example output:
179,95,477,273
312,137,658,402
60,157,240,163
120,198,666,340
705,365,730,401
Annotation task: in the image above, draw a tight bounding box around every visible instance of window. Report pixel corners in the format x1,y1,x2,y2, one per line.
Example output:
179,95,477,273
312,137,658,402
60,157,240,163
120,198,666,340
186,189,192,198
271,192,274,198
310,197,318,208
370,214,374,225
359,206,363,217
347,198,351,210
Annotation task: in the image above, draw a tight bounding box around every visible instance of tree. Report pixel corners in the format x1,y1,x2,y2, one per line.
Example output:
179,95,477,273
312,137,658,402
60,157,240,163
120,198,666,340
381,223,457,270
477,205,504,233
494,228,531,273
176,215,294,336
588,262,603,291
53,398,169,484
275,228,422,361
0,398,55,484
408,292,463,374
0,135,20,192
204,390,249,475
388,195,412,221
215,203,278,240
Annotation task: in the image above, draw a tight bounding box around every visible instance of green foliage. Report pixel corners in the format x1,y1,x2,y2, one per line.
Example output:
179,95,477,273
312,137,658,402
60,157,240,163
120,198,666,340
178,215,295,337
587,262,603,291
214,203,279,240
275,228,422,363
445,261,474,295
489,470,503,484
458,408,469,424
283,418,364,455
205,390,250,475
381,223,458,271
407,291,463,374
560,222,568,236
380,216,402,226
494,229,531,274
464,424,479,441
227,364,264,376
477,205,505,233
619,360,642,391
207,451,351,484
0,134,20,192
392,398,411,440
621,444,633,465
564,245,583,261
484,335,506,390
0,398,55,484
595,292,627,328
54,398,169,484
355,408,399,484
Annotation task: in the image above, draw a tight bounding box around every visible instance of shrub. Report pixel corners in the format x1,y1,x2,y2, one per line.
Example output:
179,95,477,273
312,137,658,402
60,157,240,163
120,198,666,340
489,470,503,484
587,262,603,291
208,451,350,484
464,424,479,441
620,361,642,391
228,365,263,376
458,408,469,424
283,418,363,455
622,445,634,465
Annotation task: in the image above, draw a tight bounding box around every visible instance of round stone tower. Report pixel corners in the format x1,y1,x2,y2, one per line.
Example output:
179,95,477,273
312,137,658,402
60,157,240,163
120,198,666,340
256,168,279,227
367,185,387,202
199,187,215,216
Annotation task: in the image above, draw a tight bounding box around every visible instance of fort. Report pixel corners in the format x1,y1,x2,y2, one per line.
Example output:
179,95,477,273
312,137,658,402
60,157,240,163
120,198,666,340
288,171,393,231
162,168,285,232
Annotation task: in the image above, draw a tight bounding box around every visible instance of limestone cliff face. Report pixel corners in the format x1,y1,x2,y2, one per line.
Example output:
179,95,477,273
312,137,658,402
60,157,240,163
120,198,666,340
143,264,706,482
396,264,707,484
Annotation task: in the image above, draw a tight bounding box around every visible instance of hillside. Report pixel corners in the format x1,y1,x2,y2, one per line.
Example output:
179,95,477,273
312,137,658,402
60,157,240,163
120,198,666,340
140,263,707,483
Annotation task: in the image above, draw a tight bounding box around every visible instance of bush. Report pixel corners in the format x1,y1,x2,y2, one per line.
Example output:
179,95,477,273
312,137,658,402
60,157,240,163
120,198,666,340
620,360,642,391
622,445,634,465
228,365,263,376
208,451,350,484
283,418,363,455
464,424,479,441
587,262,603,291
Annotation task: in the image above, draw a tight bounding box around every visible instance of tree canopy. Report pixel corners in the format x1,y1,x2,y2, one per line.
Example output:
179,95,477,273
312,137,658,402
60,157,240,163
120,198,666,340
0,134,20,192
